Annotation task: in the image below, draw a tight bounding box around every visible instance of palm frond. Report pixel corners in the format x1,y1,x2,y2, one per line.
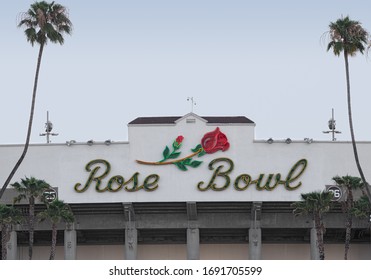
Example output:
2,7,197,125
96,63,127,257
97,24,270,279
18,1,72,46
38,199,75,226
333,175,363,189
0,204,23,225
351,195,371,218
326,16,369,57
292,191,334,217
12,176,52,203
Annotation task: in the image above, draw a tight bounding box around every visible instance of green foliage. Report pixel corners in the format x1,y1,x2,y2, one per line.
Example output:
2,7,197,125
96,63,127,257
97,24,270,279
174,158,202,171
332,175,365,259
192,144,207,157
158,137,205,171
292,191,334,260
12,176,53,260
292,191,334,218
0,204,23,260
38,199,74,225
0,204,23,226
37,199,74,260
12,176,51,204
161,144,181,162
351,195,371,219
332,175,363,190
18,1,72,46
327,16,369,56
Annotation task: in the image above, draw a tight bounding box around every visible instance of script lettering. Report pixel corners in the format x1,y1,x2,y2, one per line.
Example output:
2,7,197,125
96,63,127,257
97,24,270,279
198,158,234,191
198,158,308,191
74,159,160,193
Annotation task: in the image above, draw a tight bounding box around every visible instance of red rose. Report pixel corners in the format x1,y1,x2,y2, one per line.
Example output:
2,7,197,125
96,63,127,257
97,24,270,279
173,135,184,149
176,136,184,144
201,127,230,154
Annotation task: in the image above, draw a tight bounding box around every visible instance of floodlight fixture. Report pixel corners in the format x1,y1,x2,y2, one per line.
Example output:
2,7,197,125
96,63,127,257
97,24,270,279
66,140,76,146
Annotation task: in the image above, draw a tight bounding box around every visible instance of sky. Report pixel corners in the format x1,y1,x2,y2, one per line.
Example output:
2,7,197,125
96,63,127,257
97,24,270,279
1,0,371,144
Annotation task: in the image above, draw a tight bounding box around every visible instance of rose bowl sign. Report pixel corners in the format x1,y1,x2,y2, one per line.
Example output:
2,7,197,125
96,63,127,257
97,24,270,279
73,127,308,195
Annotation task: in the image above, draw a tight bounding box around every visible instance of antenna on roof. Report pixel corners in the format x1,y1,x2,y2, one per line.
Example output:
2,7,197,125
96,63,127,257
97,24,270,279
187,97,196,112
322,108,341,141
40,111,59,143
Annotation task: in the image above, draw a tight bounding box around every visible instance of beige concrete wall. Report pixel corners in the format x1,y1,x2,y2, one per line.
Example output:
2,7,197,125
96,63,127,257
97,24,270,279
18,246,65,260
77,245,124,260
17,243,371,260
137,244,186,260
262,244,310,260
261,244,371,260
325,244,371,260
200,244,249,259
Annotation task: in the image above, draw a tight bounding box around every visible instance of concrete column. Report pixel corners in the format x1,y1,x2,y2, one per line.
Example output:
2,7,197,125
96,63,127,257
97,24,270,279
124,203,137,260
125,227,137,260
249,202,262,260
187,228,200,260
249,228,262,260
64,226,77,260
310,227,320,260
6,230,17,260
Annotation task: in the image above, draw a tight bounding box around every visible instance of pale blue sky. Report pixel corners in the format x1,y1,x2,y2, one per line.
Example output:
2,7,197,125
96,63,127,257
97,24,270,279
1,0,371,144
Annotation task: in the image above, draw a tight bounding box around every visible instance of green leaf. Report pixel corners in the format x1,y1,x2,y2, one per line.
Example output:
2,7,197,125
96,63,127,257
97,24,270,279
198,150,207,157
175,162,188,171
173,141,181,150
191,144,202,152
183,158,192,165
163,146,170,159
190,160,202,168
168,152,181,159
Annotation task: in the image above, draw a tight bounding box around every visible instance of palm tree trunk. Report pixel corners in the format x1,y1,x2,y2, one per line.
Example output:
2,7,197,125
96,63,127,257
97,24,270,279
29,196,35,260
344,212,352,260
1,224,10,260
344,187,354,260
0,43,45,200
49,223,57,260
343,52,371,202
314,213,325,260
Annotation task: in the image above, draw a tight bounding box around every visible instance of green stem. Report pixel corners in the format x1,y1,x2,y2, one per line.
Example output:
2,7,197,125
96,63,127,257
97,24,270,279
137,148,203,166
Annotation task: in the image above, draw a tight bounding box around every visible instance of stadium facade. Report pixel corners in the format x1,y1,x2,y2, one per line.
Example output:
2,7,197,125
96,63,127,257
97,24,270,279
1,113,370,260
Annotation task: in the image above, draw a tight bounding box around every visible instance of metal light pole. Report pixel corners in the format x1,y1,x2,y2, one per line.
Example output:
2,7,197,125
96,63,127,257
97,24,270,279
323,108,341,141
40,111,58,143
187,97,196,113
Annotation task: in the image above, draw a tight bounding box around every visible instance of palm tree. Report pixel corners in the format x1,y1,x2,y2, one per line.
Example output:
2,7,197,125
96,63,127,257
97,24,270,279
38,199,74,260
12,177,52,260
292,191,334,260
0,204,22,260
351,195,371,219
0,1,72,200
333,175,363,260
326,16,371,202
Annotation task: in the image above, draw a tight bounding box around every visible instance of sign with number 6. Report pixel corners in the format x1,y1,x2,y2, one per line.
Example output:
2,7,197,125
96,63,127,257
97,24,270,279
326,185,343,201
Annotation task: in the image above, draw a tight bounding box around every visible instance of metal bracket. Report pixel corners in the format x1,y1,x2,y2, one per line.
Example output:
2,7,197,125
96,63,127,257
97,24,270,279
251,202,262,229
187,202,197,221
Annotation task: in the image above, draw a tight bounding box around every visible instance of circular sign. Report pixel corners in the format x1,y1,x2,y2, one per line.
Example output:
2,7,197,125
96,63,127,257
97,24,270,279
43,189,57,203
327,185,343,201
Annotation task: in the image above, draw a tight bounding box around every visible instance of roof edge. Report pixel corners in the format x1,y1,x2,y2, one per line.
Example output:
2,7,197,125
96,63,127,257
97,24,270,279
128,114,255,125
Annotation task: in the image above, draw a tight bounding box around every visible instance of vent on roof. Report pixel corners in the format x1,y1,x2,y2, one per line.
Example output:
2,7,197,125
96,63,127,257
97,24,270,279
186,118,196,124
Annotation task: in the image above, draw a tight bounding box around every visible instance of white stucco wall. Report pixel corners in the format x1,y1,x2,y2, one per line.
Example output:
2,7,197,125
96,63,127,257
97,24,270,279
1,113,370,203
